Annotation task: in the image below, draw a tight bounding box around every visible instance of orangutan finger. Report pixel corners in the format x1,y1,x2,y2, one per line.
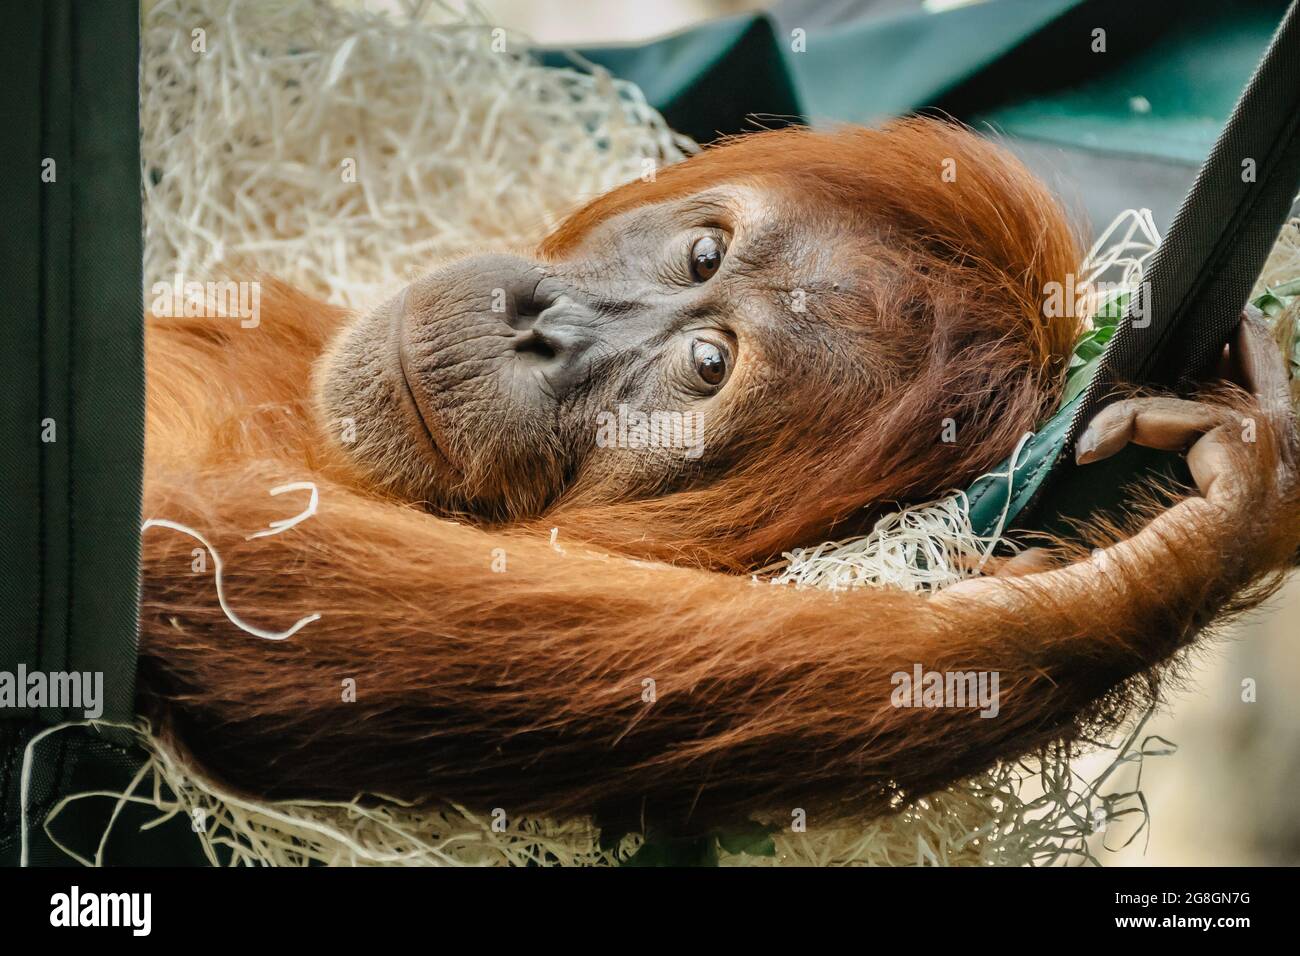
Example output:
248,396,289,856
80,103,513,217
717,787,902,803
1075,397,1224,464
1185,424,1243,503
1233,309,1291,414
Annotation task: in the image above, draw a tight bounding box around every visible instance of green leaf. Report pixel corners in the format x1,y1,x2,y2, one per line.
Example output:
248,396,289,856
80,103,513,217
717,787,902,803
1060,320,1116,407
1090,289,1127,326
716,822,777,857
1073,336,1105,362
1061,354,1104,408
1255,291,1288,317
623,835,719,867
1267,277,1300,298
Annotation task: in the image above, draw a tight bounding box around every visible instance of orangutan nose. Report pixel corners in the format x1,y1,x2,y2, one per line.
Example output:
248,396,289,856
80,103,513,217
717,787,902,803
508,297,600,395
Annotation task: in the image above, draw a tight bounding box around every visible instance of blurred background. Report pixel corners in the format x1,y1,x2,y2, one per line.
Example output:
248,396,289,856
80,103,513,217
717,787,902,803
456,0,1300,866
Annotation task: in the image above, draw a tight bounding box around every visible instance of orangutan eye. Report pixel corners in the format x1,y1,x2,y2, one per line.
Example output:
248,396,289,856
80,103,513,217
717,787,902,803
691,339,728,387
689,235,723,282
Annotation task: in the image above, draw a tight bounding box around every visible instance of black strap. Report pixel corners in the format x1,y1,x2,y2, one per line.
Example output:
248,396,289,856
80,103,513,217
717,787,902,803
1066,0,1300,441
0,0,147,865
1012,0,1300,538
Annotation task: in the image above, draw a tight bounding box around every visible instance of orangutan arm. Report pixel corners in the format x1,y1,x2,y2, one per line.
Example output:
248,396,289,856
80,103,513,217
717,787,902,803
138,317,1299,826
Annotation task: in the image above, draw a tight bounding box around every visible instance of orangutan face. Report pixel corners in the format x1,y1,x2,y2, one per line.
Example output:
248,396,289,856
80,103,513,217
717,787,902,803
315,181,893,519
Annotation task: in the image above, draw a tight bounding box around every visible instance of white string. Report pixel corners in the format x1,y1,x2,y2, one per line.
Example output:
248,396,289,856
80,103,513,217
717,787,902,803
19,721,86,866
244,480,319,540
141,482,322,641
1078,208,1162,323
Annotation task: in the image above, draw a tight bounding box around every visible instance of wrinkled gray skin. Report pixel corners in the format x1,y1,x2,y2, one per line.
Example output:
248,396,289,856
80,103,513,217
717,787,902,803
314,185,885,520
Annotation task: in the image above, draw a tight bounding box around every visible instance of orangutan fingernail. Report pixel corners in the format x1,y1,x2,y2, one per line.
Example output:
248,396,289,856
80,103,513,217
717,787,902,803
1075,430,1098,464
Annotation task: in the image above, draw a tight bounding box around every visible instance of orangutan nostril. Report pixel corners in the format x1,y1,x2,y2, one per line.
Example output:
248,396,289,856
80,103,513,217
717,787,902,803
503,275,561,331
512,328,558,362
506,294,540,331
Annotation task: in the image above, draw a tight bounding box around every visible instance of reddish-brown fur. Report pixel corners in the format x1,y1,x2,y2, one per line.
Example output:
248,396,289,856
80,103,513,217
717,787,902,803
138,120,1300,828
